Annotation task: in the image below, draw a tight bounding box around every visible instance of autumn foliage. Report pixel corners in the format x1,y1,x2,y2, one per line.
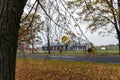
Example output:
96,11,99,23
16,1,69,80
16,58,120,80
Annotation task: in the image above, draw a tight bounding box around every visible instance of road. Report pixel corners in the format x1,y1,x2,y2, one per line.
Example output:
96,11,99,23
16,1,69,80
17,54,120,64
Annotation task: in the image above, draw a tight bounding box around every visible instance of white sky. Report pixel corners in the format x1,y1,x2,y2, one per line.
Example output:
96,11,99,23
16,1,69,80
80,24,118,46
85,32,118,46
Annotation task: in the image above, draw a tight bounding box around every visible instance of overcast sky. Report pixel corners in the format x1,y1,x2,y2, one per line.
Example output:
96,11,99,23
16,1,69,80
85,33,118,46
80,25,118,46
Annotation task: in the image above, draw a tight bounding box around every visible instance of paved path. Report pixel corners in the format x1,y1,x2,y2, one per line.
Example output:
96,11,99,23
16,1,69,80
17,54,120,64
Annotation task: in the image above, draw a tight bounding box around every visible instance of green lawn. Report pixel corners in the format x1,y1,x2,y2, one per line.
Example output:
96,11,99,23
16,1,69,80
96,46,119,55
17,45,119,56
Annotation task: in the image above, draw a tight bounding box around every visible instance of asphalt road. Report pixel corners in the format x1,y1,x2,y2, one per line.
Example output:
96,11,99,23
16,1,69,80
17,54,120,64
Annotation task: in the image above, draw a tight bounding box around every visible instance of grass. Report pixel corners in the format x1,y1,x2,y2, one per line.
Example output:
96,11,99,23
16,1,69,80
18,50,119,56
17,51,86,56
96,46,119,55
16,58,120,80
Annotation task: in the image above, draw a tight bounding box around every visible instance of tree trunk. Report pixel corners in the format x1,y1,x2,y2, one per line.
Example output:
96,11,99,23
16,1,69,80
114,24,120,54
0,0,27,80
118,31,120,55
47,27,51,54
118,0,120,54
118,36,120,54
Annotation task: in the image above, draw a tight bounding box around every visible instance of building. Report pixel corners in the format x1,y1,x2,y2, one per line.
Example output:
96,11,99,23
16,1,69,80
42,42,89,51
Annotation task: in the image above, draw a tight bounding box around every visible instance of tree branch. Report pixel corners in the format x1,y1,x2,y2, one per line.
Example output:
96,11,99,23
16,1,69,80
20,0,37,23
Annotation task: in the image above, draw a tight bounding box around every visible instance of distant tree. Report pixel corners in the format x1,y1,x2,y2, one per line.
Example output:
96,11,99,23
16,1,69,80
67,0,120,54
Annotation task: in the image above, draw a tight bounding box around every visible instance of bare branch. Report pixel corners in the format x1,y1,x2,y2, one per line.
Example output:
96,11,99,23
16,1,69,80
20,0,37,23
19,3,39,36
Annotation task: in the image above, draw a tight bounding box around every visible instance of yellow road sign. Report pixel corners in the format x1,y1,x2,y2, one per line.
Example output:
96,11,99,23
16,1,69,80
62,36,68,42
